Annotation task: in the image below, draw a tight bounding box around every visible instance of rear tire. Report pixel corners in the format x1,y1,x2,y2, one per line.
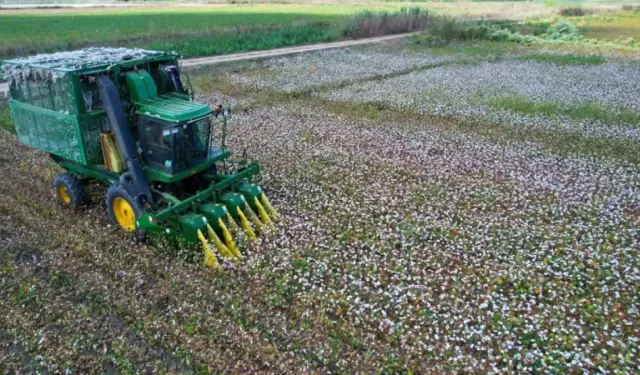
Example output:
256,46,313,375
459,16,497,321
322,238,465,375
106,184,144,232
54,173,87,207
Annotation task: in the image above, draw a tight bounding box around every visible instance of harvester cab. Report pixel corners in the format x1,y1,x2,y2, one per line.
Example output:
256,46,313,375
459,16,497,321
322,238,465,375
2,48,280,268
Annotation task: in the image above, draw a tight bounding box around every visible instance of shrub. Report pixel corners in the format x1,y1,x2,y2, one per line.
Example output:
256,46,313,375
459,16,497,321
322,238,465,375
489,28,513,42
410,34,449,48
545,21,579,41
532,22,552,36
424,18,579,46
458,22,532,43
428,19,468,42
344,7,434,38
558,6,591,17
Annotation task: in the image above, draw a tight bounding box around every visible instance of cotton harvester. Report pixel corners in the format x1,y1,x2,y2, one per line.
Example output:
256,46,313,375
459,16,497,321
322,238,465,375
2,48,281,268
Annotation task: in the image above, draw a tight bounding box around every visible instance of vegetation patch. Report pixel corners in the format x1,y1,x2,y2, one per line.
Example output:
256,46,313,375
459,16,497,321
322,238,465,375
147,8,435,57
426,18,583,46
0,101,14,134
516,52,605,65
145,21,341,57
0,5,360,57
488,95,640,128
425,13,640,51
558,6,592,17
579,11,640,42
342,7,433,38
0,5,432,59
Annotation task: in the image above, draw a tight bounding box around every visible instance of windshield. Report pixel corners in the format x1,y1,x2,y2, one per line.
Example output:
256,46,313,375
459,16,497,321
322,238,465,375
140,116,212,174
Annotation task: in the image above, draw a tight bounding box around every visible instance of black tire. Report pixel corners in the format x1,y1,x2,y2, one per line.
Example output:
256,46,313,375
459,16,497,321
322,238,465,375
106,184,144,232
54,173,87,207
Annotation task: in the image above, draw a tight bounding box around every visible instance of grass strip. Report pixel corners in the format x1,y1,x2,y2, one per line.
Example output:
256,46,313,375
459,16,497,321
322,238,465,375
516,53,606,65
488,95,640,127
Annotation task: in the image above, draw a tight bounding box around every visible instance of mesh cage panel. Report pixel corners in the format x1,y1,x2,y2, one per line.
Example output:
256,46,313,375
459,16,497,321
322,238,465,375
9,74,76,115
10,101,83,163
51,78,76,115
81,114,107,166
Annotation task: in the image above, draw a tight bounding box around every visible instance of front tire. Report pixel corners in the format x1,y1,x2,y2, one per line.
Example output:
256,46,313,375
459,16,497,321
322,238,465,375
106,184,144,232
54,173,87,207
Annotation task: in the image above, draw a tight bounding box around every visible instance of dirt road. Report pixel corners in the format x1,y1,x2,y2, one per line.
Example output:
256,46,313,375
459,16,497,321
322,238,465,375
0,32,416,96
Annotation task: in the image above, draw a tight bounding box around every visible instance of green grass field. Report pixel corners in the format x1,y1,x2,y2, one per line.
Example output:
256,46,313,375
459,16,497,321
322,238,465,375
2,2,640,60
0,4,402,58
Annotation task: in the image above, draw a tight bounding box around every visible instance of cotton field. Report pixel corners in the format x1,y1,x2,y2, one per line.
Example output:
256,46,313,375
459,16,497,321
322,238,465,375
1,42,639,374
218,44,640,373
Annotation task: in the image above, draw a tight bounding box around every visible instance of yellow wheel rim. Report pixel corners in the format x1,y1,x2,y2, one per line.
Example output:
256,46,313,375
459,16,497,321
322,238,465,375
57,184,71,204
113,197,136,231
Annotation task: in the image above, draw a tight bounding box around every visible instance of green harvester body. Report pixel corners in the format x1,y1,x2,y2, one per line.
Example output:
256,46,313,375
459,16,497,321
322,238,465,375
2,48,278,264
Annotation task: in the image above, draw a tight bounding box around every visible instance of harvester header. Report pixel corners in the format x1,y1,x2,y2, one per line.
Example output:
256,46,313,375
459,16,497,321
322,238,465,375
2,47,280,268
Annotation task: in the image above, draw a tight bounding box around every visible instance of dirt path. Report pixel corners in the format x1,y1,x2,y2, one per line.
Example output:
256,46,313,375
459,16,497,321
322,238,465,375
0,32,416,95
179,32,417,68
